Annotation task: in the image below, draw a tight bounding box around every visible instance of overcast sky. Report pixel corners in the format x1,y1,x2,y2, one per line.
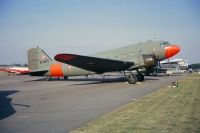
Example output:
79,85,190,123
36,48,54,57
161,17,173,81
0,0,200,64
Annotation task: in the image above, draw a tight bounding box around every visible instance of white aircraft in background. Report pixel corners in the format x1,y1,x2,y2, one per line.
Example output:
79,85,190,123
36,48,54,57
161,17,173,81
0,66,31,75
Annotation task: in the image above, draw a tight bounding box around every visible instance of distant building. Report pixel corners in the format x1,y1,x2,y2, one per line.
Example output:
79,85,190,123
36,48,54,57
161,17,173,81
161,59,189,70
151,59,189,76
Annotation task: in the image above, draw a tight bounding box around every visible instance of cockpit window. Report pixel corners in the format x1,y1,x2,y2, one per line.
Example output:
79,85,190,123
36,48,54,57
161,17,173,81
160,42,170,47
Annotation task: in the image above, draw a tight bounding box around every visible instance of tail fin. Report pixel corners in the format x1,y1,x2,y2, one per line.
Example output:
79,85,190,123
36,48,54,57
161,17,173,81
27,47,52,72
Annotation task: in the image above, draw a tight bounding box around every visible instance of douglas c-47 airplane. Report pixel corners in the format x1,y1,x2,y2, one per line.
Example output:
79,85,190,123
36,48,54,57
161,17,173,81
27,40,180,84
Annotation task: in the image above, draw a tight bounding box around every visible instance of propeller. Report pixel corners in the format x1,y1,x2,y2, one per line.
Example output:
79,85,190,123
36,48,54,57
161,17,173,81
152,52,162,74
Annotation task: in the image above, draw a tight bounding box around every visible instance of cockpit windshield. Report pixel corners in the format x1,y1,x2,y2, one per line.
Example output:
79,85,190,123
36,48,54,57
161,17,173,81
160,42,170,47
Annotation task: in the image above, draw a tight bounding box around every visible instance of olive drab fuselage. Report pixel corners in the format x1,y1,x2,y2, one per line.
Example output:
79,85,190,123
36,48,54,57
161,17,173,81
27,40,178,77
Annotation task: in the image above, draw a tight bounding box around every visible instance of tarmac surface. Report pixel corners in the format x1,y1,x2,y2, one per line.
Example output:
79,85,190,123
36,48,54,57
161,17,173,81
0,74,184,133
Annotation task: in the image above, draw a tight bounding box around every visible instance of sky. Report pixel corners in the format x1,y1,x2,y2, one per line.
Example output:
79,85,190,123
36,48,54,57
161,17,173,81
0,0,200,64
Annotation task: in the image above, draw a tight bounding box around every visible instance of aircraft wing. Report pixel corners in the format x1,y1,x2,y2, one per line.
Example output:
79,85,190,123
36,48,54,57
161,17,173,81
54,54,134,74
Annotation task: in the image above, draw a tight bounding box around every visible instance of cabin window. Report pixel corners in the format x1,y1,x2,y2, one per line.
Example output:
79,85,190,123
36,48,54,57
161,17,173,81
114,56,118,60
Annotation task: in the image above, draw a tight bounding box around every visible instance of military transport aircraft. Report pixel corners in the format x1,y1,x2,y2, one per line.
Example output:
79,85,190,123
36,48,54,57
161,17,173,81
27,40,180,84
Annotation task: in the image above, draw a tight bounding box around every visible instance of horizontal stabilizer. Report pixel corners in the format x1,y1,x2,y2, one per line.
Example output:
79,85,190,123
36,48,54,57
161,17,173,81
29,70,48,76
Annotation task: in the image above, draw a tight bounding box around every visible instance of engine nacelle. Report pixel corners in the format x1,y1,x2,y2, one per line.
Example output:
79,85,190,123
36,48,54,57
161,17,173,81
142,54,156,69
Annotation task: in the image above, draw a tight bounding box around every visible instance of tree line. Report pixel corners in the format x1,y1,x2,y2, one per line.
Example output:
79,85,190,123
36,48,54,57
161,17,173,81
188,63,200,69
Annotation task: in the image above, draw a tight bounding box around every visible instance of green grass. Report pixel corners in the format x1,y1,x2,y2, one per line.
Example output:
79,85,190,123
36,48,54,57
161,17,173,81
70,74,200,133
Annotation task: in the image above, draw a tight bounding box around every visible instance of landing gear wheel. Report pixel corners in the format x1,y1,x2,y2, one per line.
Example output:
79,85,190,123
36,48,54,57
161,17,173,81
137,73,144,81
64,76,68,80
127,74,138,84
47,77,52,81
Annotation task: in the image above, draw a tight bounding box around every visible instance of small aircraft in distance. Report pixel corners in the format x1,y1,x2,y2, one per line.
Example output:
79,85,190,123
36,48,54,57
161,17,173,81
27,40,180,84
0,66,31,75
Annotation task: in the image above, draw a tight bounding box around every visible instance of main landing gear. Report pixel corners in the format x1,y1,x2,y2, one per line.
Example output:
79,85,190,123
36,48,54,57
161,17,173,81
64,76,68,80
124,71,144,84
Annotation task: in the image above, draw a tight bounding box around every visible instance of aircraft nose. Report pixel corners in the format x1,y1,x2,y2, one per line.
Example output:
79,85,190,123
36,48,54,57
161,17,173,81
165,44,181,59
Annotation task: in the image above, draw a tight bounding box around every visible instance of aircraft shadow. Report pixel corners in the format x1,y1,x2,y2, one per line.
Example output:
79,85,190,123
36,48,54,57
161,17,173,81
144,77,159,80
0,90,18,120
0,90,31,120
69,77,128,85
23,77,48,82
23,76,160,85
70,76,161,85
23,76,126,82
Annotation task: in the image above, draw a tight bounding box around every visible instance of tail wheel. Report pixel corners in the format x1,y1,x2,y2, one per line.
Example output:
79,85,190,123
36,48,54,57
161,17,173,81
64,76,68,80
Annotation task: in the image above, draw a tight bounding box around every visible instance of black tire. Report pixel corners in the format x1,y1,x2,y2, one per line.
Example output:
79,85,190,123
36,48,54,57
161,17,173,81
64,76,68,80
137,73,144,81
127,74,138,84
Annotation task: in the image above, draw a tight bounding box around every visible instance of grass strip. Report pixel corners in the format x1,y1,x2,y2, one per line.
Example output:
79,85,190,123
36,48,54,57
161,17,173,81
71,74,200,133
